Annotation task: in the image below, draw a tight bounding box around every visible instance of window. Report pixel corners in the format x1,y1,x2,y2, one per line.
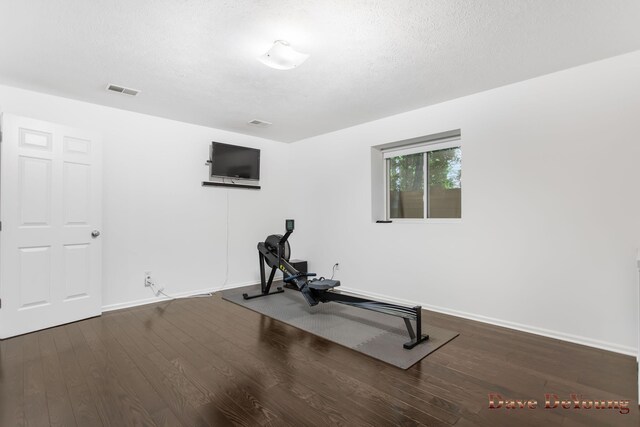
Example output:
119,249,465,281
384,139,461,219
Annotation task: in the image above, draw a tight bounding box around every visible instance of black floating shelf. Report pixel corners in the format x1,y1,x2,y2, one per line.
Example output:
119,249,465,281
202,181,261,190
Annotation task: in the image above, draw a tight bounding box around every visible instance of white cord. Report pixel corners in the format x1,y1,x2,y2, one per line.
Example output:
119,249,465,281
225,189,230,285
147,281,213,300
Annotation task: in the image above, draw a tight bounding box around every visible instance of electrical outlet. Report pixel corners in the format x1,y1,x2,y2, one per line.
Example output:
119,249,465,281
144,271,153,287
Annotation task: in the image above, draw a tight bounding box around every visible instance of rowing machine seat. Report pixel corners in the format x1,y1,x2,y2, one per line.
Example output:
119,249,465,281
307,279,340,291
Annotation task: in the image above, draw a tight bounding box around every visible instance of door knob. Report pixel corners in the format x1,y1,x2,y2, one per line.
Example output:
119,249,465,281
91,230,101,238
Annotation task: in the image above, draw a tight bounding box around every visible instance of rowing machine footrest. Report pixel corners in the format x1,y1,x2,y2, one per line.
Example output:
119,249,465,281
307,279,341,291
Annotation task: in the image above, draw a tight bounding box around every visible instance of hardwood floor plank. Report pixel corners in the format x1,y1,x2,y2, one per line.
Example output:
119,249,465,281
0,335,27,427
23,333,51,427
151,407,184,427
38,329,78,427
51,327,104,427
172,356,276,426
108,307,272,425
97,315,217,427
67,322,153,427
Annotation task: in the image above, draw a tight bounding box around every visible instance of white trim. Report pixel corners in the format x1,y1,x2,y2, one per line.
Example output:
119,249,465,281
382,138,460,158
390,218,462,224
101,280,259,312
636,249,640,398
339,285,638,357
384,158,390,220
423,152,428,216
374,129,461,151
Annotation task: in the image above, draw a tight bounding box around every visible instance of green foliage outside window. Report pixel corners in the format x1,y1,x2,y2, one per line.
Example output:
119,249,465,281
388,148,461,191
428,148,461,189
388,152,424,192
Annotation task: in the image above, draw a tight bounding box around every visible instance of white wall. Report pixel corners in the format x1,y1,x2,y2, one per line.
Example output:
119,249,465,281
0,85,291,310
289,51,640,355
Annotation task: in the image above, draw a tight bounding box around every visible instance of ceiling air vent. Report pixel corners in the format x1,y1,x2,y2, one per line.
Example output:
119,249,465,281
106,84,141,96
248,119,272,127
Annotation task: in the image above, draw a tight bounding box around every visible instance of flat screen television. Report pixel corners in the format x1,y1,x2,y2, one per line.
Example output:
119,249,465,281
209,142,260,182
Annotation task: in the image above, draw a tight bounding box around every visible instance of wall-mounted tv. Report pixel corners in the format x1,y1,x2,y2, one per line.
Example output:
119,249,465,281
209,142,260,182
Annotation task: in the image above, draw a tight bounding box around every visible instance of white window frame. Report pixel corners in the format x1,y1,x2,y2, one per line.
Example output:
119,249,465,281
383,137,462,223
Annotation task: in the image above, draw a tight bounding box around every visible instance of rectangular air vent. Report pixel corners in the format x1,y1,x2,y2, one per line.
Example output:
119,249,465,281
248,119,272,127
106,84,141,96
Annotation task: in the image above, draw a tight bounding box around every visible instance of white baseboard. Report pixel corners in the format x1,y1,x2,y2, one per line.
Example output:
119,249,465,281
339,286,638,358
101,281,636,357
101,281,259,313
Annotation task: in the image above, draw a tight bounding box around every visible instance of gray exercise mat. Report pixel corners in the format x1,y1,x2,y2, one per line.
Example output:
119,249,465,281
222,284,459,369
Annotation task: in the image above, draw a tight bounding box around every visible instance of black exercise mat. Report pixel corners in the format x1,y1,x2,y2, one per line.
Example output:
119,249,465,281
222,284,459,369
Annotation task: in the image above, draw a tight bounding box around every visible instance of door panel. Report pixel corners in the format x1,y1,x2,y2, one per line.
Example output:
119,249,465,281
19,128,52,151
63,243,90,300
19,156,52,226
0,114,102,338
63,162,90,225
63,136,91,154
18,246,52,308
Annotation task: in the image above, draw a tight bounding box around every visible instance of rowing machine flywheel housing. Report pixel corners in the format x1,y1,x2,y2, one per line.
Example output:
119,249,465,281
264,234,290,260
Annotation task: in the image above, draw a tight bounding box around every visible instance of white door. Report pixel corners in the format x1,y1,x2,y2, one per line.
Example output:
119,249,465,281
0,114,102,338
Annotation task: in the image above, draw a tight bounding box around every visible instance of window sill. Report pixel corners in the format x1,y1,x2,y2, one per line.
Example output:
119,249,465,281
377,218,462,224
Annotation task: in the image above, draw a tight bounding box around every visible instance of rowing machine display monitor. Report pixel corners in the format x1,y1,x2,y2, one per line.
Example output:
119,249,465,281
242,219,429,350
285,219,295,232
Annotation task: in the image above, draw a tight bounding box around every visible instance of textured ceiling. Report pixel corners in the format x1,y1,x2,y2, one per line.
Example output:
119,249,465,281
1,0,639,142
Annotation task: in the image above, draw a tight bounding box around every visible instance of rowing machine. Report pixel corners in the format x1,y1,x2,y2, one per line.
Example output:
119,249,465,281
243,219,429,349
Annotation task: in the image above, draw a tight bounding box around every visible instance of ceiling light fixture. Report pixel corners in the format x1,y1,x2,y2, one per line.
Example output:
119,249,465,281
258,40,309,70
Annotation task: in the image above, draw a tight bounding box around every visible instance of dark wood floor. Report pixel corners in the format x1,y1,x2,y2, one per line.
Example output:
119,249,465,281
0,291,637,426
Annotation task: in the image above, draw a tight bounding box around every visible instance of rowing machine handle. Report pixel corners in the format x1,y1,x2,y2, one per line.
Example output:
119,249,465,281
284,272,316,282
